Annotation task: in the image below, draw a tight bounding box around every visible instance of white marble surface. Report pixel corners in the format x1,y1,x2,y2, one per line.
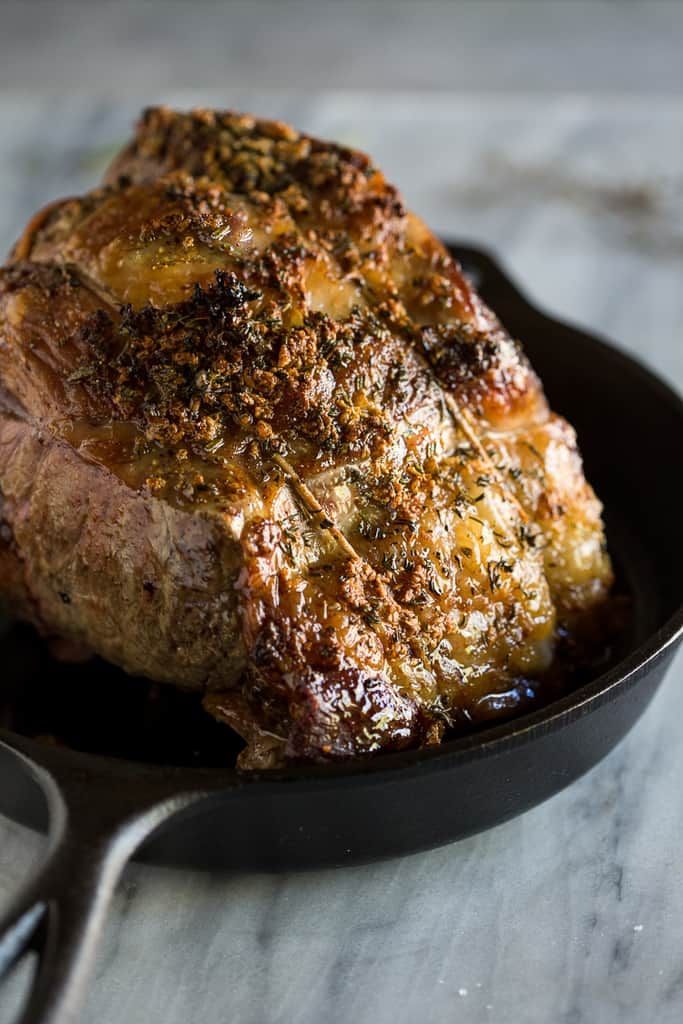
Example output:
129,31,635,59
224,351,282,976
1,42,683,1024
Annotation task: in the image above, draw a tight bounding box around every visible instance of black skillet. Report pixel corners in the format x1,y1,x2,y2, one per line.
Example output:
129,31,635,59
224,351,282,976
0,244,682,1024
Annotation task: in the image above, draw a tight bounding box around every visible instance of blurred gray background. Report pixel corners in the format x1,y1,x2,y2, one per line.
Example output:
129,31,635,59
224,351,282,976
1,0,683,95
1,3,682,1024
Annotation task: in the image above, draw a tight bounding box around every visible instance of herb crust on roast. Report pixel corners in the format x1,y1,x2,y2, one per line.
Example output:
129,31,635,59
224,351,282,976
0,108,613,767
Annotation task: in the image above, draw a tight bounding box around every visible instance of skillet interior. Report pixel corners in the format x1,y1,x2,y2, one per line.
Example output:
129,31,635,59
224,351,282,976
0,244,681,870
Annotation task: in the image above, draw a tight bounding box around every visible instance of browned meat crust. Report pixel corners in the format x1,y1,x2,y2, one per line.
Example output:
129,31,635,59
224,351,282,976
0,108,613,767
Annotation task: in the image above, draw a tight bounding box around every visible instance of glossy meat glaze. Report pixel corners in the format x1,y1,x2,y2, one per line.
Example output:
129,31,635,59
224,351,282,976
0,108,612,766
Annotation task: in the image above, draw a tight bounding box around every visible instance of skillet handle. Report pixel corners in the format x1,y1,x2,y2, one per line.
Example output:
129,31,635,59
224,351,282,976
1,816,147,1024
0,742,216,1024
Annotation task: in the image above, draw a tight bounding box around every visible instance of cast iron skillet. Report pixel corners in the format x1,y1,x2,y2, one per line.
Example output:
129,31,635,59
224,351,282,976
0,244,681,1024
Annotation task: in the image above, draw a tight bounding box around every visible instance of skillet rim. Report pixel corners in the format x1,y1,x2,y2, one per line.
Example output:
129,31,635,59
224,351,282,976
1,244,681,792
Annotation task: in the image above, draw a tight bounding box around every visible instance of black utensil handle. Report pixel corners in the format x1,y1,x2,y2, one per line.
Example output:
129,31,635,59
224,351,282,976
0,740,221,1024
1,818,145,1024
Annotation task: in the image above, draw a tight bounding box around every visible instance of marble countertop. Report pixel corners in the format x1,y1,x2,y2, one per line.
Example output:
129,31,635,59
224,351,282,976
1,40,682,1024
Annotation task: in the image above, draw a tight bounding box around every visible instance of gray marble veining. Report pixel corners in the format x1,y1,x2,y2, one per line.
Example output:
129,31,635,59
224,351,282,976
0,87,682,1024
